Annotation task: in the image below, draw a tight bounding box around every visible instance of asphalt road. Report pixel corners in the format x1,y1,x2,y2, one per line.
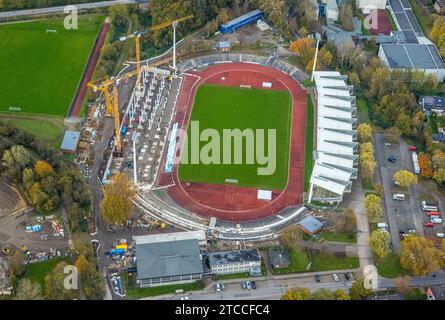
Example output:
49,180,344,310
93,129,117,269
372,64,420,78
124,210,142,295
0,0,137,19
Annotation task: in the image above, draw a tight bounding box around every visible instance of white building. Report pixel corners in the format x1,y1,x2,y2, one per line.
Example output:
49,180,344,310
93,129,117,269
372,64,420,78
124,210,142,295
208,249,261,275
308,71,358,205
356,0,387,13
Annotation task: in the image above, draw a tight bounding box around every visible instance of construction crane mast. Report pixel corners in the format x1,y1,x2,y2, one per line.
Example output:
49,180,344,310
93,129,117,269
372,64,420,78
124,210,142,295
120,14,193,86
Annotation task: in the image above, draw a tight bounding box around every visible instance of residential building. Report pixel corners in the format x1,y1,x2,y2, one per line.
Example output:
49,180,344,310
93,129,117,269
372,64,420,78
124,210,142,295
434,0,445,14
268,247,290,269
208,249,261,275
308,71,358,205
134,234,205,288
420,96,445,115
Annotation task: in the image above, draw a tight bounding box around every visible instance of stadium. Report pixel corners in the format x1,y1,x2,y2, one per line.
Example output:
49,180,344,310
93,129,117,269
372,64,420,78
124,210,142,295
125,53,311,240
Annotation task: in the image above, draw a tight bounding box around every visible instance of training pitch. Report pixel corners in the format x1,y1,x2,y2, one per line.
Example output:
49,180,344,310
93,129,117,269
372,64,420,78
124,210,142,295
0,16,103,116
178,84,292,190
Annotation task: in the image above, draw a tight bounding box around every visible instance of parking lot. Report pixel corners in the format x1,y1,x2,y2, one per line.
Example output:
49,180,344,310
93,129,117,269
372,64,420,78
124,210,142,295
375,134,444,250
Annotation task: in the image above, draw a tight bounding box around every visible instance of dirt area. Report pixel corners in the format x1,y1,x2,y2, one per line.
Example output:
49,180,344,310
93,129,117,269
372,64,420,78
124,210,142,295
0,181,68,252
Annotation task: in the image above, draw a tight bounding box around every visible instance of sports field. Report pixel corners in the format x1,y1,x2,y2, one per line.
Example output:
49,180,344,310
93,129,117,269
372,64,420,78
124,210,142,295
178,84,292,190
0,15,103,116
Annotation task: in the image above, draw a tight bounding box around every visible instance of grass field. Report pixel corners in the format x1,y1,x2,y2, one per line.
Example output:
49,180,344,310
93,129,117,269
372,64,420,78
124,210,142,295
0,15,103,116
304,94,314,192
179,84,292,190
126,280,205,300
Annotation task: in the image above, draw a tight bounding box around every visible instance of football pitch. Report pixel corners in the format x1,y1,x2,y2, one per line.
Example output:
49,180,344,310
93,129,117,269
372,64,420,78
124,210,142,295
178,84,292,190
0,15,103,116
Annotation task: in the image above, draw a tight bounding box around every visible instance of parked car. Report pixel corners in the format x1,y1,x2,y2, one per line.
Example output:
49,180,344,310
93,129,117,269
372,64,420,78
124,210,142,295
216,283,221,292
220,283,225,290
426,211,441,216
436,233,445,238
408,146,417,151
241,282,247,289
431,217,443,224
393,193,406,201
315,274,320,282
332,274,339,282
378,222,389,229
251,281,257,290
344,273,350,280
408,227,416,233
388,157,397,163
384,143,391,146
246,281,251,290
425,222,434,228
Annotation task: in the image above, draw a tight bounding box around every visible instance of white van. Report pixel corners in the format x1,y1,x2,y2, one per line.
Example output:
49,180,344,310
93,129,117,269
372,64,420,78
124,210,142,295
430,217,443,224
436,233,445,238
377,223,389,229
392,193,405,201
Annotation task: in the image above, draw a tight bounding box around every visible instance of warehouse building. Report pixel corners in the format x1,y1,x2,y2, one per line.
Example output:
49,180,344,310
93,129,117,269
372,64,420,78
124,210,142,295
208,249,262,275
378,44,445,82
308,71,358,205
134,233,205,288
219,9,263,33
60,131,81,154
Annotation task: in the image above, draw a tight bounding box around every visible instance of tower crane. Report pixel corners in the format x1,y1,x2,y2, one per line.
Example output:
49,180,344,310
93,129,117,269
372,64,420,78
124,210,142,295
87,56,174,155
119,14,194,90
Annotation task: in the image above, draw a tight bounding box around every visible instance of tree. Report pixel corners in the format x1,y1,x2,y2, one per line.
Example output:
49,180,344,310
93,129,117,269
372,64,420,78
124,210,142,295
399,236,442,276
310,288,335,300
339,2,354,31
357,123,373,143
260,0,287,31
7,250,25,282
217,8,229,24
360,151,377,179
385,127,401,144
280,224,303,251
334,208,357,233
109,4,129,33
22,167,34,189
369,229,391,258
45,261,79,300
394,276,412,296
359,142,374,154
34,160,55,178
419,154,433,179
364,194,382,223
393,170,418,188
335,289,351,300
100,172,134,225
349,278,372,300
281,287,311,300
14,279,43,300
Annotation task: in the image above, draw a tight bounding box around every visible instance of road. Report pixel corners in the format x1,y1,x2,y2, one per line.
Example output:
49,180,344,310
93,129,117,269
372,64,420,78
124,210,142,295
0,0,137,19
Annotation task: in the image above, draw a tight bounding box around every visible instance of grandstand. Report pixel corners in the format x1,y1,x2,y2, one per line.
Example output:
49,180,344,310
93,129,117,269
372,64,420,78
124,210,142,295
219,9,264,33
308,71,358,206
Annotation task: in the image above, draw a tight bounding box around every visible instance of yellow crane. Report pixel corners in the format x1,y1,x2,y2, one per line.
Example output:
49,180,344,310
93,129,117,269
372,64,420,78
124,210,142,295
87,56,175,154
120,14,194,90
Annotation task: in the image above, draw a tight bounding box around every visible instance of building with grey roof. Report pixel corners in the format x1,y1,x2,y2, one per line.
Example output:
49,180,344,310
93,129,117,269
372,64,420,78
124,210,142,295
60,131,81,154
420,96,445,116
208,249,261,275
135,238,204,287
378,44,445,82
298,216,323,236
268,247,290,269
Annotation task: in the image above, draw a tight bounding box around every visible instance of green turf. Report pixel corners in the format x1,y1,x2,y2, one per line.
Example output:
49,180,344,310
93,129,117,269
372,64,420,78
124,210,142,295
375,254,406,278
310,252,359,271
304,94,314,192
271,249,310,275
178,84,292,190
22,256,72,292
126,281,205,299
0,16,103,116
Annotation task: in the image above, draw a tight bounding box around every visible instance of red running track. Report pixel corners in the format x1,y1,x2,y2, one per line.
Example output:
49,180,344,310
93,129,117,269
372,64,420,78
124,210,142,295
68,22,110,117
157,63,307,221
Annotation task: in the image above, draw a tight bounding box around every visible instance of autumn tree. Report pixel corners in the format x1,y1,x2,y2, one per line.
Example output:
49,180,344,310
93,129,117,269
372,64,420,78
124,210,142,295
280,224,304,251
281,287,311,300
385,127,401,144
339,2,354,31
45,261,79,300
399,236,442,276
260,0,287,31
369,229,391,259
394,276,412,296
364,194,382,223
360,151,377,179
310,288,335,300
349,278,372,300
34,160,55,178
335,289,351,300
334,208,357,233
14,279,43,300
109,4,129,33
357,123,373,143
419,154,433,179
393,170,418,188
100,172,134,225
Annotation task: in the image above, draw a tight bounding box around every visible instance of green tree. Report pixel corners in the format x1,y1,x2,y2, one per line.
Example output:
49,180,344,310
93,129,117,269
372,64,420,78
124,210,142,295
310,288,335,300
349,278,372,300
280,224,304,251
100,172,134,225
109,4,129,33
364,194,382,223
281,287,311,300
14,279,43,300
369,229,391,258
